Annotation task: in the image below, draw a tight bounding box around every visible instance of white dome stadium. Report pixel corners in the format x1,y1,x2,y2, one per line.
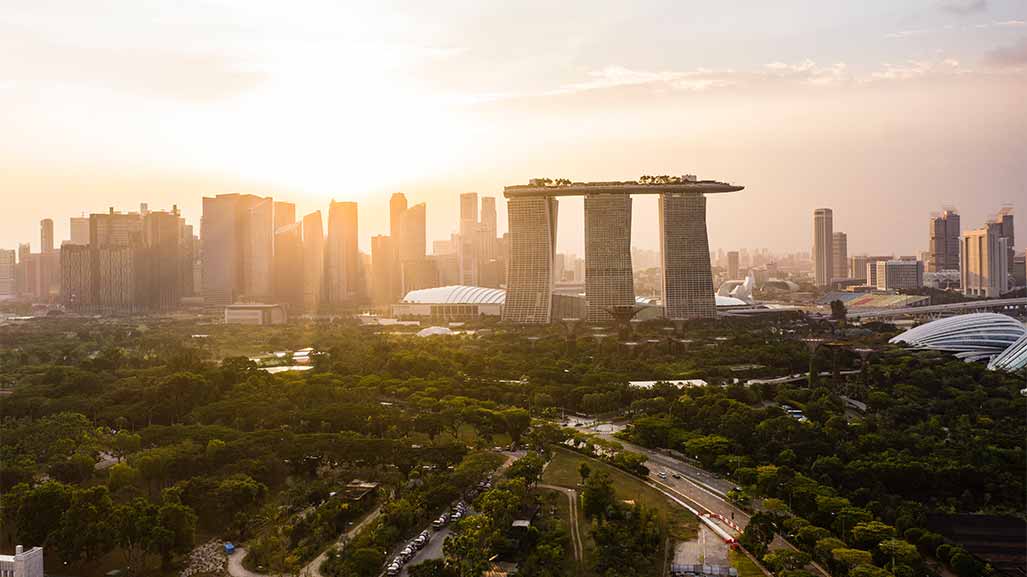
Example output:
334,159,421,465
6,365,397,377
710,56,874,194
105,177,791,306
889,313,1027,362
402,285,506,305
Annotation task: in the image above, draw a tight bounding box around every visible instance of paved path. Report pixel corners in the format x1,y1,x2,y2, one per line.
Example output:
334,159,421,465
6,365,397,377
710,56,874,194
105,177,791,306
538,484,583,561
300,505,383,577
227,548,269,577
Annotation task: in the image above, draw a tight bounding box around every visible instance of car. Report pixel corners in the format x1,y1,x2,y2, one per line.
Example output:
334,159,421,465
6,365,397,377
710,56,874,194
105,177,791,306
672,473,682,479
657,471,667,479
386,567,399,576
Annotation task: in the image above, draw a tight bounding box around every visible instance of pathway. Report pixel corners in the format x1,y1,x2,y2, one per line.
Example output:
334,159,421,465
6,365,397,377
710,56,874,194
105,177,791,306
538,484,583,562
300,505,383,577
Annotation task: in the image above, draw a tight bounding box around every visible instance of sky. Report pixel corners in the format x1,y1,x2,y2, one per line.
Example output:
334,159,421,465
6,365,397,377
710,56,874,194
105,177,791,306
1,0,1025,257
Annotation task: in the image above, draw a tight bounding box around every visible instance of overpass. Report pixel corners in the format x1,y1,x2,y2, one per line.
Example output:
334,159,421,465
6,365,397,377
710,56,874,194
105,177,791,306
849,297,1026,321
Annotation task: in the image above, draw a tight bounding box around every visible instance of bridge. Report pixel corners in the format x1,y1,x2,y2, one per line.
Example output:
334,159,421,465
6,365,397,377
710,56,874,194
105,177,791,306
848,297,1026,321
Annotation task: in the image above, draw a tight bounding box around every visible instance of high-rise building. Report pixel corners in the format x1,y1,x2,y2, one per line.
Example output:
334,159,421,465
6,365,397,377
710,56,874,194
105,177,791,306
995,206,1015,273
961,222,1010,297
201,193,266,305
929,209,960,273
585,194,634,322
832,232,847,280
274,201,296,233
503,196,559,323
40,219,54,253
0,249,15,299
273,222,304,311
325,201,360,306
460,192,479,237
813,208,833,287
727,251,740,280
849,255,868,281
90,208,143,247
863,256,893,287
875,260,924,290
480,196,498,260
399,203,426,262
660,193,716,319
390,193,408,243
301,211,324,311
69,217,90,245
371,235,397,306
142,209,182,311
244,198,274,301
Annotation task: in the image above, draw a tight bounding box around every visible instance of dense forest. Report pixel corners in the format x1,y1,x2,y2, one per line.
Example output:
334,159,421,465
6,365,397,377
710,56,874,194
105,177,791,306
1,313,1023,577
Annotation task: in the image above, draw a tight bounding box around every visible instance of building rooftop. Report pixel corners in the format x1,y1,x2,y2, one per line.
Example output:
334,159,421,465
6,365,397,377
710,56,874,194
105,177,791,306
504,178,743,197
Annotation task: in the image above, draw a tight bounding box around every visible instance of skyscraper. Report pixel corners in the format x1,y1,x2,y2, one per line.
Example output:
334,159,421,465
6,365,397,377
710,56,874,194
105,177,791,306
929,209,960,272
458,192,480,286
301,211,324,311
200,193,266,305
371,235,397,306
660,193,716,319
325,201,360,306
962,221,1010,297
273,222,304,311
585,194,634,322
727,251,740,280
399,203,426,262
503,196,558,323
995,206,1015,273
40,219,54,253
69,217,90,245
274,201,296,233
142,209,182,311
849,255,868,281
390,193,408,243
480,196,498,260
244,198,274,301
832,232,848,280
0,249,15,299
813,208,833,287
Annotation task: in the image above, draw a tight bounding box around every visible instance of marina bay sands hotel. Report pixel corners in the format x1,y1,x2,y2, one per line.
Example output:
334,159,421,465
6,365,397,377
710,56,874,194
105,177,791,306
502,176,744,324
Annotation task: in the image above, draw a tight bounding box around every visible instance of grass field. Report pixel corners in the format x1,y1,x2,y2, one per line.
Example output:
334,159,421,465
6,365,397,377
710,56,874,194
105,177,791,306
542,447,698,541
730,549,766,577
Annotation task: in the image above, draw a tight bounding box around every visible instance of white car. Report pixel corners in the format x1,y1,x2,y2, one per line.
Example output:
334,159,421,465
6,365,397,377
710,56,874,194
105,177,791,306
657,471,667,479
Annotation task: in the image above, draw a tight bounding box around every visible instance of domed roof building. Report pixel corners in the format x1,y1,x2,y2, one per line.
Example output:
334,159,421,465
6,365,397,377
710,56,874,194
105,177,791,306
889,313,1027,363
987,332,1027,373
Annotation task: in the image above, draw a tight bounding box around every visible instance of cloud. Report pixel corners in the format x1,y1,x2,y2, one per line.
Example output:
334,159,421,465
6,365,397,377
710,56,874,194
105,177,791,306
868,58,963,80
985,36,1027,67
886,29,930,39
994,20,1026,27
938,0,988,14
553,66,737,94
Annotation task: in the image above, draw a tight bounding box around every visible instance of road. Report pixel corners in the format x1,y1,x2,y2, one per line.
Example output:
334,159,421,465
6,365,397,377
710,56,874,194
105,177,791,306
537,484,583,561
591,430,830,577
227,548,267,577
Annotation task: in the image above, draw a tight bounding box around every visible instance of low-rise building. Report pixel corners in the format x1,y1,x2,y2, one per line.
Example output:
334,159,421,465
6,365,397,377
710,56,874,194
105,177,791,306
1,546,44,577
224,303,287,325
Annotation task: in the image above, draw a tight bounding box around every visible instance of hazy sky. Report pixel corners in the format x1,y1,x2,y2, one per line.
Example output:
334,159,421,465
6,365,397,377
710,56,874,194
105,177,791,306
2,0,1025,257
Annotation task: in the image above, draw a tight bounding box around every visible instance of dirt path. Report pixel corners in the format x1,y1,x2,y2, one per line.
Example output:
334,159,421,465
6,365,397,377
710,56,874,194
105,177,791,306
538,484,583,562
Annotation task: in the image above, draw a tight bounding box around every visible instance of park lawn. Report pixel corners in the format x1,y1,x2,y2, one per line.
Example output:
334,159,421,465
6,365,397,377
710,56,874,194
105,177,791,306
729,549,765,577
543,447,698,541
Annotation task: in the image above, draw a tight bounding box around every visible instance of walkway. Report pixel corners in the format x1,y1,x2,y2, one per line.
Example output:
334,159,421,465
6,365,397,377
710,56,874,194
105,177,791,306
300,505,383,577
226,505,383,577
538,484,583,562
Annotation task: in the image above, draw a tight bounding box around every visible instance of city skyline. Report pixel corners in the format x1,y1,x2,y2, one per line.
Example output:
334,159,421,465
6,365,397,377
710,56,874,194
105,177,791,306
3,1,1026,255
